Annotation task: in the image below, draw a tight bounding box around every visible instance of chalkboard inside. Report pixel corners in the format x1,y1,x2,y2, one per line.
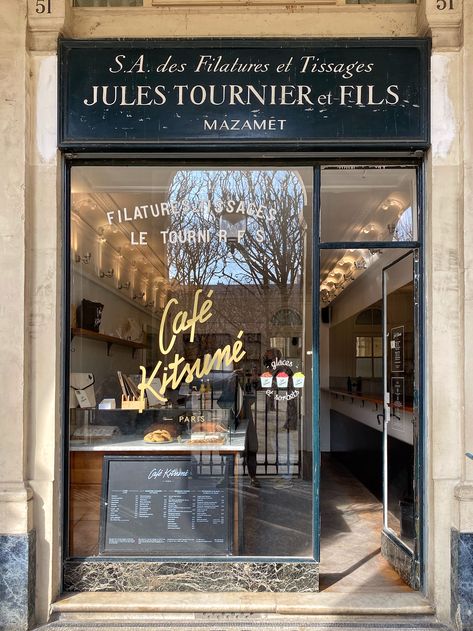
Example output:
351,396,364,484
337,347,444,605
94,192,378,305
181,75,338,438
99,455,233,556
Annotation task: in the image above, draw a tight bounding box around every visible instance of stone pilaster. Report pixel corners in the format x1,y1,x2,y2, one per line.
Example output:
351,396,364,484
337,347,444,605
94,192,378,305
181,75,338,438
425,0,464,622
451,1,473,628
0,1,35,629
26,0,70,625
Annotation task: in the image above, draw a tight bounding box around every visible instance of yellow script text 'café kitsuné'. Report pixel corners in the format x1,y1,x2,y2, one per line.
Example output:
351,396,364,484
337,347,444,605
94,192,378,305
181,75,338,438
138,289,246,406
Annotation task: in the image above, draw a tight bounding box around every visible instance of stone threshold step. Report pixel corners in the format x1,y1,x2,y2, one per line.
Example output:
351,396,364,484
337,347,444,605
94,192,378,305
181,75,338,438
39,619,448,631
52,592,433,618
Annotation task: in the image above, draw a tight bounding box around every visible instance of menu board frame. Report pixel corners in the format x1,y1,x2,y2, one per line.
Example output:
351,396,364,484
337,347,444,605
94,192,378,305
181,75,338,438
99,454,234,557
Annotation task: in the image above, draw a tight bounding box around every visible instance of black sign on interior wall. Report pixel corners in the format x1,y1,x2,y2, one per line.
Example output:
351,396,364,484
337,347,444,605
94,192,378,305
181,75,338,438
99,455,233,556
59,39,430,149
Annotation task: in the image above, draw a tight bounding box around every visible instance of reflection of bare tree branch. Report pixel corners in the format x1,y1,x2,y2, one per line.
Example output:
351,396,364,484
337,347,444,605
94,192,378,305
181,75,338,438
167,171,226,289
167,169,305,335
227,171,303,293
218,270,262,300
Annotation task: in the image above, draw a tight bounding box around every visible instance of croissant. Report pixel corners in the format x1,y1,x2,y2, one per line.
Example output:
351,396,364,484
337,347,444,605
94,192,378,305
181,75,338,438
144,429,173,443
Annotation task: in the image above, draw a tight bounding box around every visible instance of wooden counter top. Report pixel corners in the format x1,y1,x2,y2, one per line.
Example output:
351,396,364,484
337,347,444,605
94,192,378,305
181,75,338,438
322,388,413,414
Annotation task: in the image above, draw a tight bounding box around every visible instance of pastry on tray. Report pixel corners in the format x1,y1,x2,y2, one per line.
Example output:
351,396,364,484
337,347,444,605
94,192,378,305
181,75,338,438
143,421,177,442
192,421,227,433
144,429,173,443
72,425,120,440
188,433,226,445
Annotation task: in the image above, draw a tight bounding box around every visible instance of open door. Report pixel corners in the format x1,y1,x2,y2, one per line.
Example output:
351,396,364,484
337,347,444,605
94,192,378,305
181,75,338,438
381,250,420,589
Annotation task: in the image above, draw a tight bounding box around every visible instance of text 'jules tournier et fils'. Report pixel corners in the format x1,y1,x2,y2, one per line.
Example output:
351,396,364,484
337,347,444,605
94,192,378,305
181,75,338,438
82,52,402,132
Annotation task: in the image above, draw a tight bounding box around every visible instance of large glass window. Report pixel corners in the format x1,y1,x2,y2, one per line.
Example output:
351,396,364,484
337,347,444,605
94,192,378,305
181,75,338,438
68,165,314,559
320,167,417,243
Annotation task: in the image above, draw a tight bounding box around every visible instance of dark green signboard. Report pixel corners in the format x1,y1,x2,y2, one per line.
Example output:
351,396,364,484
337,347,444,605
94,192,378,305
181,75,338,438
59,38,430,149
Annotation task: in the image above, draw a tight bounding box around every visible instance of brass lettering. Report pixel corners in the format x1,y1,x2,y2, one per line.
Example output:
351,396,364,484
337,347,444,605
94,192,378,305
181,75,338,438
138,292,245,409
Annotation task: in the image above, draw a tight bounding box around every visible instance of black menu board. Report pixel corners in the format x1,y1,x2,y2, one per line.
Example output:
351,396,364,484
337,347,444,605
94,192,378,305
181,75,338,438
99,455,233,555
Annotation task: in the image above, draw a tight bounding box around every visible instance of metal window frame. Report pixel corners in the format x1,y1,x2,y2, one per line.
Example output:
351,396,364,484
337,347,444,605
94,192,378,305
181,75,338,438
60,154,425,594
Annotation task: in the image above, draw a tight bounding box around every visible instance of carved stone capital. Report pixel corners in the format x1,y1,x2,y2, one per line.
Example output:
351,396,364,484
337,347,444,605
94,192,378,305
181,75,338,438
453,481,473,532
418,0,463,50
0,482,34,534
455,482,473,502
27,0,72,52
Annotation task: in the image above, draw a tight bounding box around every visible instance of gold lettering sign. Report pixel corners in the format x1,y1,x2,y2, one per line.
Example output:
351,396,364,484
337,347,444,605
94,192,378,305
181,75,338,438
138,289,245,408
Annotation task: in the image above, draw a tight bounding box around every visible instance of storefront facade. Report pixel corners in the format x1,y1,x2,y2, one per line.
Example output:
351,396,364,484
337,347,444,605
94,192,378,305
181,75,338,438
1,1,472,630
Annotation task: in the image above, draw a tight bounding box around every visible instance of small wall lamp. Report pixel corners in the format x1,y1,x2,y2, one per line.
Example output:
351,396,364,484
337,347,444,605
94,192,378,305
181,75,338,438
99,269,114,278
74,252,92,264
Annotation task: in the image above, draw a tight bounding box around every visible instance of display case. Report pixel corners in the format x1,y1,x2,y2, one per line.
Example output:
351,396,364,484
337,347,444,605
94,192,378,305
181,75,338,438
68,373,249,558
70,370,244,452
70,407,245,452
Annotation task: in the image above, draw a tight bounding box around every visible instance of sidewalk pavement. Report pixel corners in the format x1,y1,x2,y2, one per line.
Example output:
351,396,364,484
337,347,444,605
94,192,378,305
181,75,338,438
33,615,451,631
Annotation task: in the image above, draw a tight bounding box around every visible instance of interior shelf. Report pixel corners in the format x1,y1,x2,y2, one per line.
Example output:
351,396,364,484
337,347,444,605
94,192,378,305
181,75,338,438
71,328,147,358
323,388,413,414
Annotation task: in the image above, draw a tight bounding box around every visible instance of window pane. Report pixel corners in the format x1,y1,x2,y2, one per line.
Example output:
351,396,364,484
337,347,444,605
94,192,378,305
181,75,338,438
356,358,373,378
355,308,382,326
373,357,383,378
373,336,383,357
69,165,313,560
356,336,372,357
320,167,417,243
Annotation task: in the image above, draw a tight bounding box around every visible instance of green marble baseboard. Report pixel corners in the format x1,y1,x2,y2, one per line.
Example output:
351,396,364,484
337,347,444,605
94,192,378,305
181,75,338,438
0,531,35,630
64,561,319,593
381,531,417,589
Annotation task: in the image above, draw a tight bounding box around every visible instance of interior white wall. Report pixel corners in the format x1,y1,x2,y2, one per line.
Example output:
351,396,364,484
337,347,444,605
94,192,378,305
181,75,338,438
331,250,413,326
320,249,414,453
70,271,157,405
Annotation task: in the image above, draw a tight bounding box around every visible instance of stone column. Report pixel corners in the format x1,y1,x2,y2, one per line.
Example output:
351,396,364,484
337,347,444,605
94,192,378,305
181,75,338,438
452,1,473,629
0,2,35,629
418,0,464,627
26,0,71,625
0,1,70,628
420,1,473,629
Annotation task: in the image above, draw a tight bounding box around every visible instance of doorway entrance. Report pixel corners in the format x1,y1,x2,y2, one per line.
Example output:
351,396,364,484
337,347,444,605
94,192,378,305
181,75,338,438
318,166,422,592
